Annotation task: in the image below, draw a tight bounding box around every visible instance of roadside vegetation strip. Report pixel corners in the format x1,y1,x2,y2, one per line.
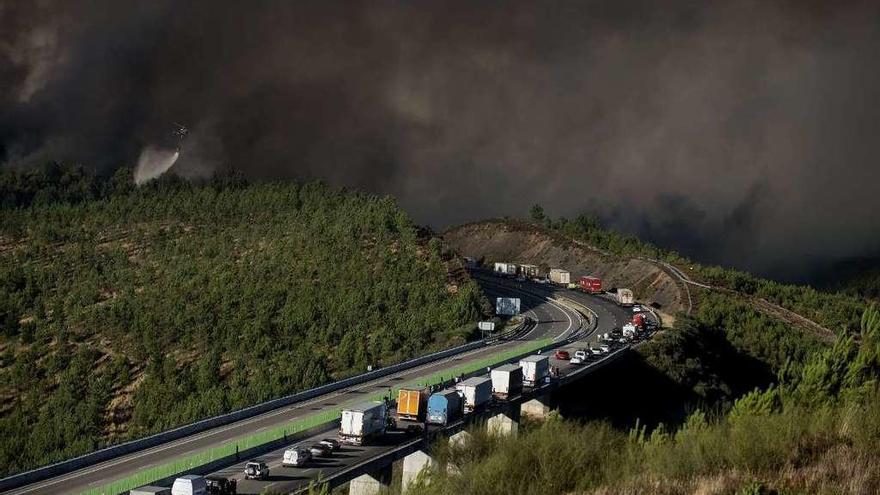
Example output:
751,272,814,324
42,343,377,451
77,338,554,495
78,408,342,495
409,338,555,390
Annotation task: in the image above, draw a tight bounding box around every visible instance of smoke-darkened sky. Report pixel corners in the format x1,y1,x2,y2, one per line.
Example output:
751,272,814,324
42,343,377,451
3,0,880,280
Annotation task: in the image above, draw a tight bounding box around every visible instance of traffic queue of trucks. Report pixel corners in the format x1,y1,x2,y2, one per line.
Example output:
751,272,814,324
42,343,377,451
339,401,389,445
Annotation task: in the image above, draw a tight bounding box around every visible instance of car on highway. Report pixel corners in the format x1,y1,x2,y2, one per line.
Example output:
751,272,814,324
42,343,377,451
319,438,340,451
310,442,333,457
205,476,236,495
282,447,311,467
589,346,603,355
244,460,269,480
632,306,642,312
598,341,612,353
574,349,588,361
554,350,570,360
569,356,584,365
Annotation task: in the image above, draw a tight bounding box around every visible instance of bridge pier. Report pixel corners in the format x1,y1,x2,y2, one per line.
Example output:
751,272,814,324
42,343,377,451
488,409,519,437
349,464,392,495
521,396,551,420
449,430,472,447
402,449,436,493
446,430,472,475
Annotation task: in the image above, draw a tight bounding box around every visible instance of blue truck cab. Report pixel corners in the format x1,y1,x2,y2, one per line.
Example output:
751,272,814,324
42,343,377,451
426,389,464,425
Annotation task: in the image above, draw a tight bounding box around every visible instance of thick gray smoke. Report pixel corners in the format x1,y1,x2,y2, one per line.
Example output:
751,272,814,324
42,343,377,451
2,0,880,280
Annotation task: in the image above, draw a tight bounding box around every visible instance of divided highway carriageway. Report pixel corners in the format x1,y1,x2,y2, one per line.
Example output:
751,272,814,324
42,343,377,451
2,274,635,495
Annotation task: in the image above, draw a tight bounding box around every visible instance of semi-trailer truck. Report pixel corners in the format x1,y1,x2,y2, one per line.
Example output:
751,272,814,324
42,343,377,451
519,355,550,386
339,401,388,445
549,268,571,285
455,376,492,412
616,288,634,306
490,364,523,399
396,388,429,421
494,262,517,276
426,389,464,425
578,276,602,293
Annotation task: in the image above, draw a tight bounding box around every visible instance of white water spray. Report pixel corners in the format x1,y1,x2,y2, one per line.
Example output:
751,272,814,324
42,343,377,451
134,146,179,185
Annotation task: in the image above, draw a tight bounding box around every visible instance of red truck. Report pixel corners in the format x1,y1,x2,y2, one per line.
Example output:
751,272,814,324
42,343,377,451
632,313,647,329
578,276,602,294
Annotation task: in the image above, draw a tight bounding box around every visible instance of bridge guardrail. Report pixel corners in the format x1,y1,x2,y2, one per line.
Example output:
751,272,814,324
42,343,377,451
0,333,501,492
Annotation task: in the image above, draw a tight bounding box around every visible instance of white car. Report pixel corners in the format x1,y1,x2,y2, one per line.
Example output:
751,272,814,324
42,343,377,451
632,306,642,312
589,346,603,355
282,448,311,467
574,350,588,360
598,342,612,353
569,356,584,365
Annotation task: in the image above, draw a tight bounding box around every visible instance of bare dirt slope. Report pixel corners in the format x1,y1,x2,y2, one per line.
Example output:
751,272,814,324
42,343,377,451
443,220,686,315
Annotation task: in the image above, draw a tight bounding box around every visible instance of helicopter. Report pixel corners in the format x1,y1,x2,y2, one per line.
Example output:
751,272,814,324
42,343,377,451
172,123,188,151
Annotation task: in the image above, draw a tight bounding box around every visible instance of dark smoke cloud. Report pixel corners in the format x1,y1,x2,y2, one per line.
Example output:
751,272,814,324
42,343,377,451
2,0,880,281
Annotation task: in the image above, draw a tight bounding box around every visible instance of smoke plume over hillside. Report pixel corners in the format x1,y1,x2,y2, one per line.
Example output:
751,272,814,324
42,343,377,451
2,0,880,280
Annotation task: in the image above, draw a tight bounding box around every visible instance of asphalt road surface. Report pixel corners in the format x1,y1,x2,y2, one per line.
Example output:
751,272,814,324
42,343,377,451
8,276,583,495
196,277,637,495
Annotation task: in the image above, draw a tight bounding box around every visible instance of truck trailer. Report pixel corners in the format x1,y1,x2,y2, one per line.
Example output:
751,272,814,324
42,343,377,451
490,364,524,399
519,264,540,278
578,276,602,293
616,288,634,306
339,401,388,445
396,388,429,421
494,262,517,276
549,268,571,285
427,389,464,425
519,355,551,386
455,376,492,412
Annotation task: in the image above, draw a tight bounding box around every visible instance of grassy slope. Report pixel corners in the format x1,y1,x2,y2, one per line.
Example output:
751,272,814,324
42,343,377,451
0,179,485,476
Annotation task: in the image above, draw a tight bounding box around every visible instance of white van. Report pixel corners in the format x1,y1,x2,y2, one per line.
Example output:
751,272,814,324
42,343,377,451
282,447,311,467
171,475,207,495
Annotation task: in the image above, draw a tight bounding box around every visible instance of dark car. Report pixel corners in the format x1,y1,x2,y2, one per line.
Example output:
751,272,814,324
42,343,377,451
319,438,341,451
309,443,333,457
206,476,237,495
244,460,269,480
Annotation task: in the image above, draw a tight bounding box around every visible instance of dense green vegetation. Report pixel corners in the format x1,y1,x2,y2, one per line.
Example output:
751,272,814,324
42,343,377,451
408,306,880,495
0,167,485,476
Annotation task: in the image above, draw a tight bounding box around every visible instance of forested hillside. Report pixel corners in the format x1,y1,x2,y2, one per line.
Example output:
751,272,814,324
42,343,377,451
414,306,880,495
422,213,877,494
0,166,485,476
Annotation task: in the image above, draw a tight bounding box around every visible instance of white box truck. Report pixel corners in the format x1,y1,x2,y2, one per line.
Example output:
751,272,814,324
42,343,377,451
171,475,206,495
455,376,492,412
519,355,550,386
491,364,524,399
549,268,571,285
617,288,635,306
339,401,388,445
494,262,517,276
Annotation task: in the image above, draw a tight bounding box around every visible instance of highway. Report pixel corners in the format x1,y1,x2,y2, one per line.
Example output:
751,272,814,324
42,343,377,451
197,276,634,495
7,275,616,495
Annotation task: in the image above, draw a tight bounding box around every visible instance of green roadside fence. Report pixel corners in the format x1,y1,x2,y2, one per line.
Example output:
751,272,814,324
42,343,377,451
81,337,554,495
